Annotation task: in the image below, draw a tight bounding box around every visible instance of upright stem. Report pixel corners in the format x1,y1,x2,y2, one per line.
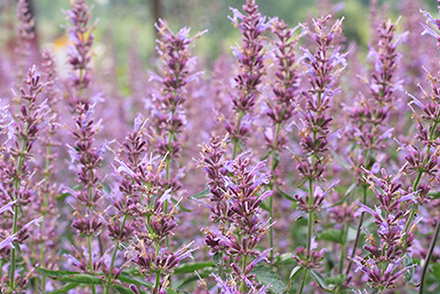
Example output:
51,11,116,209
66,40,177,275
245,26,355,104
233,111,245,158
9,141,26,290
240,254,248,292
87,235,96,294
339,223,348,275
419,215,440,293
306,179,314,253
269,122,281,262
346,186,367,277
297,269,308,294
105,214,128,294
9,205,19,290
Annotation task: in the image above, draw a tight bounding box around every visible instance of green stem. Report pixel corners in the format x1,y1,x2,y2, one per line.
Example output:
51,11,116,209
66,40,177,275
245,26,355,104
87,235,96,294
269,122,281,262
403,170,424,246
40,243,46,291
218,251,224,280
419,215,440,294
306,179,314,254
233,111,245,158
240,255,248,292
339,223,348,275
297,269,308,294
9,205,19,290
346,186,367,277
105,215,128,294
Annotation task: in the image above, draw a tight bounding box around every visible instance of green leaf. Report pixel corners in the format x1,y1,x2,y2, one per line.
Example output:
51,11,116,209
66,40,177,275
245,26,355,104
260,200,270,212
310,270,333,291
57,274,102,284
319,229,344,244
47,283,79,293
325,274,347,286
276,186,295,202
174,262,215,274
35,267,80,278
213,252,222,266
171,197,195,212
113,285,136,294
177,271,210,288
274,253,296,266
432,263,440,281
167,289,178,294
403,254,415,283
289,265,302,281
117,271,153,289
189,188,210,200
251,265,287,294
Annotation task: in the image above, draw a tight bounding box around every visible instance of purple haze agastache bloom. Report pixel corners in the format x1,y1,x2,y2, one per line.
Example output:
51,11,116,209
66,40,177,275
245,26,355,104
227,0,274,156
411,3,440,293
199,142,273,291
149,19,205,193
352,169,416,291
293,16,346,288
66,0,96,99
0,66,49,293
65,3,105,291
15,0,36,82
264,20,301,152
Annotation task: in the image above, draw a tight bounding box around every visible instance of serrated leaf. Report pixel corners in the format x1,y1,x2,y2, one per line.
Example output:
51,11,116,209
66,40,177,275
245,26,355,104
319,229,344,244
117,271,153,289
276,186,295,202
35,267,80,278
251,265,286,294
47,283,79,293
57,274,102,284
325,274,347,285
113,285,136,294
174,262,215,274
189,188,210,200
310,270,333,291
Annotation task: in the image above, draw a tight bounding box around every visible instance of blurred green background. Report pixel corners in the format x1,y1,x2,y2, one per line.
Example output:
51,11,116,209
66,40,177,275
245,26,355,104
1,0,438,64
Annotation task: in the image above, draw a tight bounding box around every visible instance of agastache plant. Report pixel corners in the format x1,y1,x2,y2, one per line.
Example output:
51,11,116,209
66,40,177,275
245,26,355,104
33,48,60,291
15,0,35,82
292,15,346,294
351,168,417,292
264,19,301,261
226,0,273,157
115,116,196,294
0,66,47,293
344,18,406,281
198,135,273,292
64,1,103,293
149,20,205,249
404,2,440,292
